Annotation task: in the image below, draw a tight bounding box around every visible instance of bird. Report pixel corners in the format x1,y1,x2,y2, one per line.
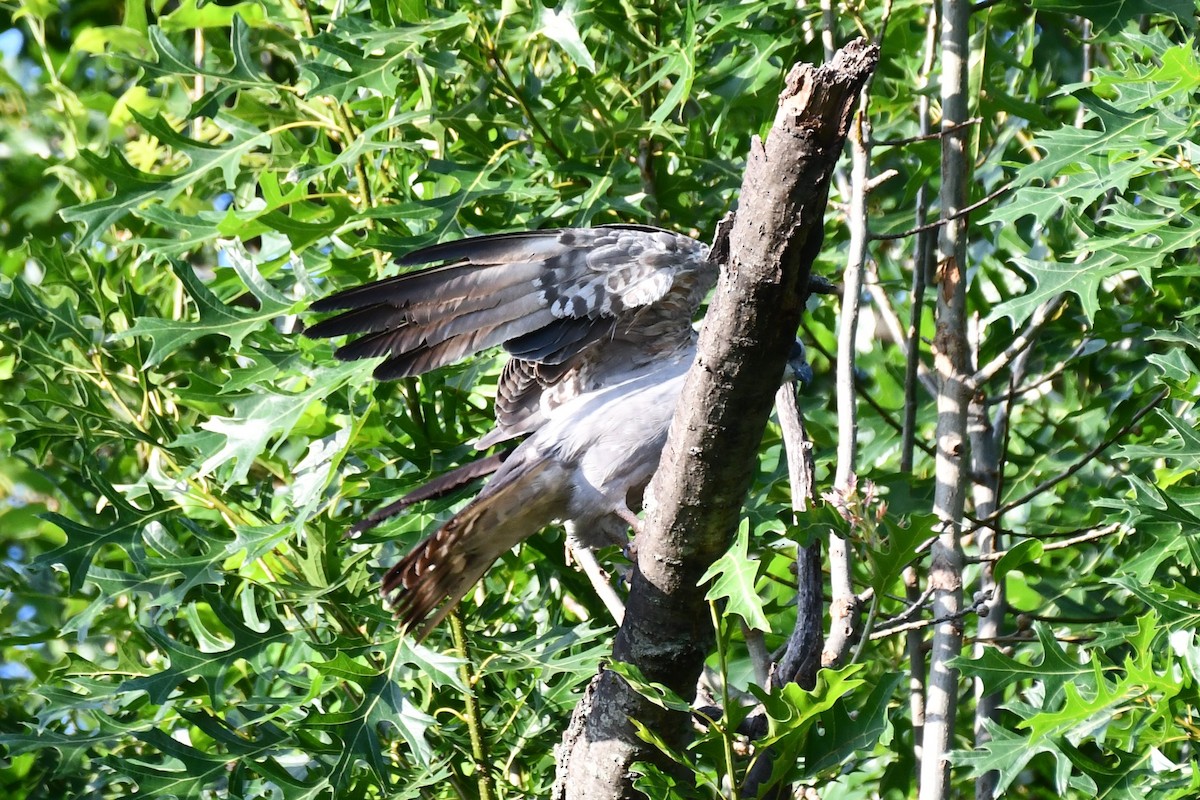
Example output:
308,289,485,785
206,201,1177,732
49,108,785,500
305,224,718,639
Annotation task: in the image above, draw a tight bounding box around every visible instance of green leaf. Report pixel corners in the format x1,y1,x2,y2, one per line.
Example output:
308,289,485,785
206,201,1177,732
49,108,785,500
302,15,469,102
701,521,769,632
992,537,1044,584
308,671,436,781
120,599,298,705
190,358,369,485
2,268,93,348
1108,576,1200,632
1116,409,1200,471
750,665,866,749
157,0,269,31
863,512,936,595
61,111,273,246
136,17,274,91
746,665,867,791
35,475,174,593
120,260,294,368
112,728,240,799
606,661,696,714
959,613,1184,796
984,68,1200,325
803,671,902,777
538,3,596,73
954,718,1072,797
952,622,1091,700
989,247,1122,326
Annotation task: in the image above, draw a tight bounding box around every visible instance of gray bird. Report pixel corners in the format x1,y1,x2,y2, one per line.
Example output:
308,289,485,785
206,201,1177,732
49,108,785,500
306,225,715,639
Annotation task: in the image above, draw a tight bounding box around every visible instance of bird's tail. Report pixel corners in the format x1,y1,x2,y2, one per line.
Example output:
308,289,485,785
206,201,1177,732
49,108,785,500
380,457,563,640
348,450,512,537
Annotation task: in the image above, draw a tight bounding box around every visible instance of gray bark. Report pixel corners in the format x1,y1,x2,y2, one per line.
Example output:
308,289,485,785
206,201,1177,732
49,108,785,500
919,1,972,798
825,112,869,670
555,39,879,800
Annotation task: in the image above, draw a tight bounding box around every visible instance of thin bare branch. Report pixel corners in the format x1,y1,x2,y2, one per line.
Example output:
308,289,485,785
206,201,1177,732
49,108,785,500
873,117,982,148
967,386,1169,536
569,545,626,625
883,582,937,628
872,183,1011,242
485,44,570,164
970,294,1067,388
971,523,1125,562
827,108,871,670
771,382,822,691
871,591,990,641
865,268,938,397
985,337,1094,405
866,168,901,192
905,565,928,764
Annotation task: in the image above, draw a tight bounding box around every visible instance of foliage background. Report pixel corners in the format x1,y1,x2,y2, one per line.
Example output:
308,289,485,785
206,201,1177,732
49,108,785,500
0,0,1198,798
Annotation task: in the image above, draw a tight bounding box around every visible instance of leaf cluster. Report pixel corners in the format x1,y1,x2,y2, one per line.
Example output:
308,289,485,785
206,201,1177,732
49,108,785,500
2,0,1199,798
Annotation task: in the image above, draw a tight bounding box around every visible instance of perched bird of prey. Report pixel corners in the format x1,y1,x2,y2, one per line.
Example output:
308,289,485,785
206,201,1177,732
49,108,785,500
306,225,716,639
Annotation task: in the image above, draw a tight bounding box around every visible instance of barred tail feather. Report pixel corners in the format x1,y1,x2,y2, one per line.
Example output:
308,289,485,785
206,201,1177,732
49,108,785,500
380,511,492,641
379,457,564,640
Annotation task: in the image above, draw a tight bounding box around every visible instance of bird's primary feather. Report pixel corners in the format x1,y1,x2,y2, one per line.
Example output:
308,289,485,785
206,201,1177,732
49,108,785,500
306,225,715,637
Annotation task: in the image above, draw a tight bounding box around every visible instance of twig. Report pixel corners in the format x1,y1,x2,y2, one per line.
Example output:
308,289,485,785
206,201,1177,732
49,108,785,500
970,294,1066,388
873,117,982,148
773,383,822,685
450,611,495,800
871,590,989,641
826,108,872,670
485,45,569,164
985,337,1093,405
847,591,879,665
740,386,823,796
882,582,936,628
990,521,1117,541
904,565,927,763
871,183,1010,242
570,545,626,625
866,168,901,192
776,384,817,514
992,335,1034,535
970,523,1124,562
966,386,1168,536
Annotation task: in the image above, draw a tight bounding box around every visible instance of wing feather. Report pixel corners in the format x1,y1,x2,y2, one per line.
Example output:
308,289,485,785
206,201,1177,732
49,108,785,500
306,223,713,434
306,224,716,638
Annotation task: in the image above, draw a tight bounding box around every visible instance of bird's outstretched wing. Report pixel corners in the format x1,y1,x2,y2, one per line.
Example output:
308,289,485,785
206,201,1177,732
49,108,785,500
306,225,715,636
305,224,713,446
